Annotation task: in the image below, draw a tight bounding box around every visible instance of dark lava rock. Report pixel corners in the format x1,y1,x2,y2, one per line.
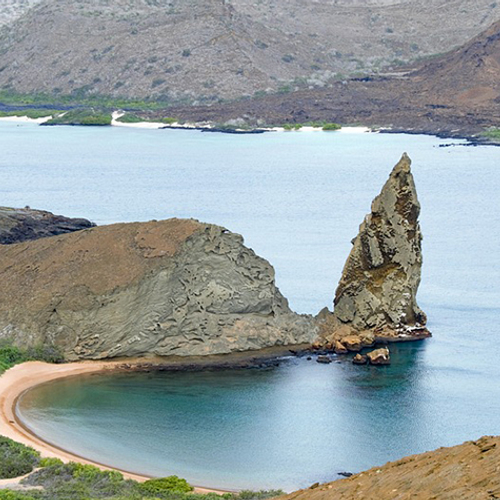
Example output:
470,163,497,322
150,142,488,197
0,206,95,244
338,471,354,478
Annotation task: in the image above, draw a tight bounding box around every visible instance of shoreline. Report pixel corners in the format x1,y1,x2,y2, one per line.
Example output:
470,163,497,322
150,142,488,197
1,112,498,144
2,112,373,135
0,360,231,494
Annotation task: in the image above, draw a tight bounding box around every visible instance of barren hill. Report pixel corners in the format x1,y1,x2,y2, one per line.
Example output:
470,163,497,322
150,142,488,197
163,17,500,137
284,436,500,500
0,218,315,360
0,0,499,101
410,19,500,108
0,0,41,26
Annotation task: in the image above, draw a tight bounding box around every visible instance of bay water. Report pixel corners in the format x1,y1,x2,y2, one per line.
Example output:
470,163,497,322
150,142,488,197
2,121,500,490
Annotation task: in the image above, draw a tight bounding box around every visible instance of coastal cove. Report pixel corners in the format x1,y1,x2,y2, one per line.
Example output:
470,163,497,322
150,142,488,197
1,121,500,491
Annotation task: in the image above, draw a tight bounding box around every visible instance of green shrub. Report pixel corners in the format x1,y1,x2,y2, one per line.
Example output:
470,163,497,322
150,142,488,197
160,117,178,124
283,124,302,131
139,476,194,495
23,462,131,498
39,457,64,468
482,127,500,140
0,436,40,479
0,340,64,374
116,113,144,123
44,109,112,126
322,123,341,131
0,346,25,365
0,491,38,500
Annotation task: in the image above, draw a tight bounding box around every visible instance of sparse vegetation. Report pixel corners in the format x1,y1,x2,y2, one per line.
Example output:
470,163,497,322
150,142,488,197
0,438,285,500
44,109,112,126
322,122,342,131
283,123,302,131
160,116,178,124
0,340,63,375
0,436,40,479
482,127,500,140
116,112,145,123
0,90,173,112
0,109,62,119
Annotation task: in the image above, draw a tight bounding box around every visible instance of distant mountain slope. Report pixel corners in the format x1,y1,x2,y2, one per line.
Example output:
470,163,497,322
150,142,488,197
0,0,41,26
162,17,500,137
411,19,500,107
0,0,498,101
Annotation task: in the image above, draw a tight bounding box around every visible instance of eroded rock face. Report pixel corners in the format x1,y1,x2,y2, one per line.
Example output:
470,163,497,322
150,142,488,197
0,206,95,244
332,153,429,338
0,219,316,360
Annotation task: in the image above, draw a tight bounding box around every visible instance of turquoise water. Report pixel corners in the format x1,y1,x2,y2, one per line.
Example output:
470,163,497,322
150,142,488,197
2,121,500,490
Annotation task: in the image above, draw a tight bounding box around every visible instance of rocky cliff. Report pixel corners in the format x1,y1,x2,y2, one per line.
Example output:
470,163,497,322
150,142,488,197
0,218,316,360
0,207,95,245
318,154,429,346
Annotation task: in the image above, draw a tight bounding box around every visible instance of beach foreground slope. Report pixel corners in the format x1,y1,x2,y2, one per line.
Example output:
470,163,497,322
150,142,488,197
283,436,500,500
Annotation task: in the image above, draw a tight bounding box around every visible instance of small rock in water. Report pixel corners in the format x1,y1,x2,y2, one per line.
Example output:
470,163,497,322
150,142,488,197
352,354,368,365
367,347,391,365
316,355,332,364
337,471,354,478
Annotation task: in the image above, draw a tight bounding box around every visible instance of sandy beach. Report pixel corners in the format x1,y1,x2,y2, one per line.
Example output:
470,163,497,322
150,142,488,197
0,115,53,124
0,361,225,493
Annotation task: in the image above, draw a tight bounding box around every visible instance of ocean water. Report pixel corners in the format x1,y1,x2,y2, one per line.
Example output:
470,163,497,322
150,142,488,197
2,121,500,491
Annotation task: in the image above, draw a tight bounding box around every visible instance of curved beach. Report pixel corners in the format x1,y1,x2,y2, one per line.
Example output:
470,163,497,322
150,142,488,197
0,361,225,494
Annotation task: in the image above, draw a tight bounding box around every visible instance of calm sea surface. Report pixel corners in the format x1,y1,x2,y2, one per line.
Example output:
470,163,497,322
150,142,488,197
2,121,500,491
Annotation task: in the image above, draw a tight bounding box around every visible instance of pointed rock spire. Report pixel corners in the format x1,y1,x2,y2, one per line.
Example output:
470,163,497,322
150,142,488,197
332,153,429,337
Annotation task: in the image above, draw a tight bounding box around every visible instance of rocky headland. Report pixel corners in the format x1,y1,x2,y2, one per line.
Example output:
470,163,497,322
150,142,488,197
315,153,430,356
0,206,95,245
0,218,316,360
0,155,428,362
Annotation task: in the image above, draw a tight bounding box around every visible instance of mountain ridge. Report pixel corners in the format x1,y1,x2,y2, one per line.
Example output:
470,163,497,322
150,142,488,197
0,0,499,102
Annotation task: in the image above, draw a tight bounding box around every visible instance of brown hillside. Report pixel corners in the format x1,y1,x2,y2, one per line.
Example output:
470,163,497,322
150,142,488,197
163,18,500,137
284,436,500,500
0,218,315,360
411,19,500,107
0,0,499,101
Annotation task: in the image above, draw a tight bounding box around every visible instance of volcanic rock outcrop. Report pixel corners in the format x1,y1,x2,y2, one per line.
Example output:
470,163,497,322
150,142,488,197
0,218,316,360
0,206,95,244
318,153,429,346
